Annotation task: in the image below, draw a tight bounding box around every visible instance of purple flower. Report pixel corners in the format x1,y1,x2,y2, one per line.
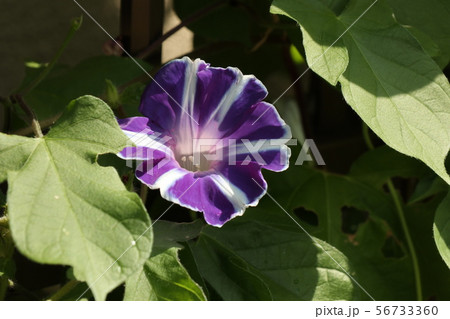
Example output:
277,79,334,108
118,57,291,226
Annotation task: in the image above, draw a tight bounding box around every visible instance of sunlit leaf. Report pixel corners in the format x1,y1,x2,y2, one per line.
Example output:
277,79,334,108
0,96,152,300
271,0,450,184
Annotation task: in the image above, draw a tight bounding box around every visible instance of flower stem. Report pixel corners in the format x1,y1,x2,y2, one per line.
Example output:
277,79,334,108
386,180,422,300
47,280,79,301
12,113,61,137
362,122,375,150
189,210,198,221
140,185,148,205
362,123,422,300
0,277,8,301
11,95,43,138
20,16,82,96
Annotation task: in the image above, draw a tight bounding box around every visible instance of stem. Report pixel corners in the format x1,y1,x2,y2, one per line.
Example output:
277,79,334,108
21,16,82,96
11,95,43,138
136,0,227,59
140,185,148,205
12,113,61,137
189,210,198,221
125,171,135,192
250,27,273,53
386,180,422,301
362,123,422,300
0,277,8,301
362,123,375,150
47,280,79,301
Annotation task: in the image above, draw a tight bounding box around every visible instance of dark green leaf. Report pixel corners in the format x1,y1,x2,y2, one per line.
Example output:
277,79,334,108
120,82,146,117
434,191,450,269
124,247,206,301
388,0,450,68
349,146,429,188
21,56,151,120
192,221,358,300
241,165,420,300
0,257,15,279
152,219,205,255
406,194,450,300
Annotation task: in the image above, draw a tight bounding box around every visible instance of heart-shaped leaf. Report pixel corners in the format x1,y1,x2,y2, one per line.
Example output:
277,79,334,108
271,0,450,184
0,95,153,300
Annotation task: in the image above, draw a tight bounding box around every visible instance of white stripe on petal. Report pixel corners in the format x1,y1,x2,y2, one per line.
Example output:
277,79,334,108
122,130,174,157
210,173,260,210
177,58,204,154
201,72,252,131
155,169,202,212
154,168,187,192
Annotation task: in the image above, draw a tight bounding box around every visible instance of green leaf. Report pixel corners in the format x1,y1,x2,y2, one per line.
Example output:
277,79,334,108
120,82,146,117
349,146,429,188
271,0,450,184
350,146,447,205
241,165,423,300
275,99,305,143
0,257,15,279
406,194,450,300
125,220,206,301
408,175,448,204
152,219,205,254
402,25,446,68
192,221,358,300
104,79,120,109
0,96,153,300
52,281,92,301
20,56,151,120
434,191,450,269
125,219,206,301
124,247,206,301
388,0,450,68
271,1,348,85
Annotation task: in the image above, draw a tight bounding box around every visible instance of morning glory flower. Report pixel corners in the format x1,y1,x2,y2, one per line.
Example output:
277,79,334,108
118,57,291,226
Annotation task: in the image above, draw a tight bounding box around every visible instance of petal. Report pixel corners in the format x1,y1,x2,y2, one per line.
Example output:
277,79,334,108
228,102,291,140
215,162,268,209
136,157,182,189
119,117,175,158
156,163,267,227
118,116,152,134
118,146,161,160
140,164,257,227
196,68,268,140
217,76,268,135
137,164,237,226
139,57,207,135
140,57,269,139
219,102,292,171
162,172,240,227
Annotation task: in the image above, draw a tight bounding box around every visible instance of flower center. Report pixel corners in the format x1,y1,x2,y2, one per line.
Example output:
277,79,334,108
176,153,212,172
